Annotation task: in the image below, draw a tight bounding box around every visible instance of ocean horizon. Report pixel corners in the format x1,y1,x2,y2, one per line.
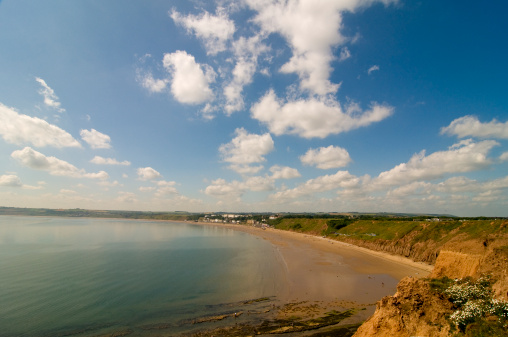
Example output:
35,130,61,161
0,216,285,336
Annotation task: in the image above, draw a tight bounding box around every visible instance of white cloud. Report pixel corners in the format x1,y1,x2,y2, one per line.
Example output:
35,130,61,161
435,176,478,194
138,71,168,93
367,65,379,74
251,90,393,138
228,164,264,175
0,174,44,190
269,165,301,179
472,190,503,203
300,145,351,169
224,35,270,115
98,180,122,188
269,170,360,202
434,175,508,195
374,139,498,187
219,128,274,165
163,50,216,104
441,115,508,139
246,0,395,95
137,167,162,181
139,186,155,192
338,47,351,61
90,156,131,166
155,180,179,196
60,189,77,195
170,8,235,55
116,191,138,203
0,174,22,187
80,129,112,149
500,151,508,162
204,178,244,198
244,175,275,191
11,147,109,179
35,77,65,112
204,175,274,198
386,181,431,197
0,103,81,148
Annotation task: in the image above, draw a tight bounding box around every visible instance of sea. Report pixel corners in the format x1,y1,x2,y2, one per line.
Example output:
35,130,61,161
0,216,286,336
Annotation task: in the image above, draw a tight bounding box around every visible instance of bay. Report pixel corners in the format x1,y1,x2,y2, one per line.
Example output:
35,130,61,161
0,216,285,336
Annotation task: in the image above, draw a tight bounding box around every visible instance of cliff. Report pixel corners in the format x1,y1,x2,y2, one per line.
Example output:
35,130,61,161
331,219,508,266
353,232,508,336
353,277,454,337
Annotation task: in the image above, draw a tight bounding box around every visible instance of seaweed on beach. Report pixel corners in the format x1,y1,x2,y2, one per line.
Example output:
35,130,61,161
179,308,359,336
306,323,362,337
256,309,356,334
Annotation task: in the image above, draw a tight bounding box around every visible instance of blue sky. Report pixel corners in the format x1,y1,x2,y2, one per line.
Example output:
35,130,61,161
1,0,507,216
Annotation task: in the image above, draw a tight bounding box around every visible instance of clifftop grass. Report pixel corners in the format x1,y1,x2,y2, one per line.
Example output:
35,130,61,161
271,217,507,246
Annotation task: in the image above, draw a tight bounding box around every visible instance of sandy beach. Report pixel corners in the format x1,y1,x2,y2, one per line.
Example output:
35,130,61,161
186,222,433,334
197,223,431,301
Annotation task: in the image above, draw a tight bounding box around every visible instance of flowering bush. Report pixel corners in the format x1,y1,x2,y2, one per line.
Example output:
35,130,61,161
488,299,508,319
443,277,508,331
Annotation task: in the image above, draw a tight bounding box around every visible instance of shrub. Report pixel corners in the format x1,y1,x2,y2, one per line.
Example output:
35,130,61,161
442,277,508,332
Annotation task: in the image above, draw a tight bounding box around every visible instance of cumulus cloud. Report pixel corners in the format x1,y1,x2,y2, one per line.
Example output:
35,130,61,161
204,175,274,198
116,191,137,203
269,170,360,202
223,35,270,115
386,181,431,197
204,178,244,198
170,8,235,55
137,167,162,181
441,115,508,139
244,175,275,191
251,90,393,138
163,50,216,104
228,164,264,175
367,65,379,74
0,174,22,187
155,180,179,196
98,180,122,188
219,128,274,173
35,77,65,112
246,0,395,95
0,174,43,190
269,165,301,179
90,156,131,166
80,129,111,149
374,139,498,187
300,145,351,169
433,175,508,196
0,103,81,148
11,147,109,179
138,71,168,93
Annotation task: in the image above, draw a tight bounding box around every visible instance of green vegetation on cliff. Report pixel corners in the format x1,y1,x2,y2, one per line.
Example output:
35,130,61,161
269,215,508,265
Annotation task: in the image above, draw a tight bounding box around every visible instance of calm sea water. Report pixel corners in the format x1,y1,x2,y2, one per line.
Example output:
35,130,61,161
0,216,285,336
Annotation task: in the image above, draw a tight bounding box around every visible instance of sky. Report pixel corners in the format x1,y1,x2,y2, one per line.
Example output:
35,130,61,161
1,0,508,216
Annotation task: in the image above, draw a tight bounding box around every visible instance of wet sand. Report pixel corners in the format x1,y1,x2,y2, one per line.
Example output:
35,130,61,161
199,223,431,304
178,222,433,336
207,225,428,301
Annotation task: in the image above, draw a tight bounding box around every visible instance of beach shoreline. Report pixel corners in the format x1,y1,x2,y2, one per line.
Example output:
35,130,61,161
173,221,433,336
186,221,433,303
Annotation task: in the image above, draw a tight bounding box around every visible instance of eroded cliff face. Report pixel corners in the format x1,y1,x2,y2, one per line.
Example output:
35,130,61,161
335,220,508,268
431,236,508,298
353,277,454,337
339,235,441,264
353,235,508,336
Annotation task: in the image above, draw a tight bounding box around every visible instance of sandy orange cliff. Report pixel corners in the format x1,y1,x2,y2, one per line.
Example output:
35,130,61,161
353,234,508,337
